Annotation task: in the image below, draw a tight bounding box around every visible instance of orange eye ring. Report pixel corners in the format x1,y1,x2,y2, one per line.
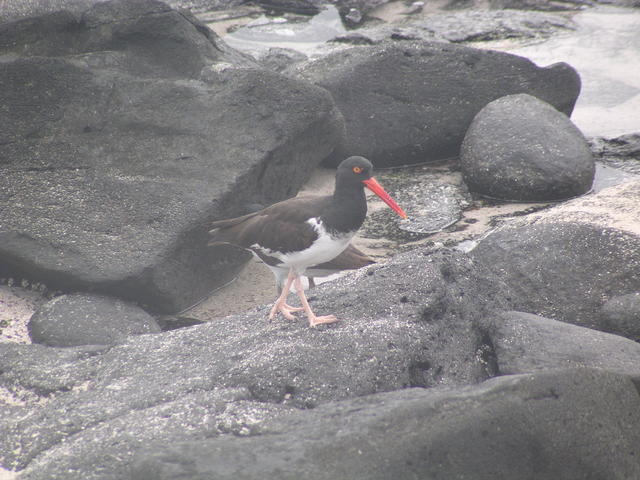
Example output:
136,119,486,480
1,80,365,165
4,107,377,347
352,166,363,174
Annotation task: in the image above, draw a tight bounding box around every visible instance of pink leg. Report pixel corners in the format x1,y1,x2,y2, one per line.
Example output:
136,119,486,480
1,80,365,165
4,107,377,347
293,276,338,327
269,269,303,320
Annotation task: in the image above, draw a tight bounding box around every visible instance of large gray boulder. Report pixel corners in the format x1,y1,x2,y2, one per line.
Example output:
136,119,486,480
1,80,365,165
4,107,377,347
0,249,507,476
0,0,254,76
130,369,640,480
460,93,594,201
3,243,640,478
470,180,640,332
0,0,345,313
292,41,581,167
486,310,640,380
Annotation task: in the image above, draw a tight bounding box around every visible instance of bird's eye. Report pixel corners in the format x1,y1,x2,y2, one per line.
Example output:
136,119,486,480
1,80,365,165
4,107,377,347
352,166,363,174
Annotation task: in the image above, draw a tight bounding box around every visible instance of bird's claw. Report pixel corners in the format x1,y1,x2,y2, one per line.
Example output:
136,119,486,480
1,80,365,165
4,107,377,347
269,303,304,321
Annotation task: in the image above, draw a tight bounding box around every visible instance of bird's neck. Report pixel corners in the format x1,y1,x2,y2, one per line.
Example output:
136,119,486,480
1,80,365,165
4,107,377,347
322,186,367,235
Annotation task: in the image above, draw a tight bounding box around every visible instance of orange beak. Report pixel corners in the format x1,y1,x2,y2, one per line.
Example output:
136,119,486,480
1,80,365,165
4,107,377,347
363,177,408,219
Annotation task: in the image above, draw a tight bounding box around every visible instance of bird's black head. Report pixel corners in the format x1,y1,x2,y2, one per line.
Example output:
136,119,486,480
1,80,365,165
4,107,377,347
334,156,408,219
335,156,373,188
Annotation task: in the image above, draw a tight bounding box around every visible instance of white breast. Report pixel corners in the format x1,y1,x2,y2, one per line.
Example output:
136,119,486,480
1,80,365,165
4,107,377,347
279,218,354,275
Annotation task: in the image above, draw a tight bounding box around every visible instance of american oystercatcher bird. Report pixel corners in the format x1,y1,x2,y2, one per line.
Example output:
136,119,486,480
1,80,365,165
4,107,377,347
208,156,407,327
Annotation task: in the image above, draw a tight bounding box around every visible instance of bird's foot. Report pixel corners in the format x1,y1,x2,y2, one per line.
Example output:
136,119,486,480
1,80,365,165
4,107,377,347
308,314,338,327
269,302,304,321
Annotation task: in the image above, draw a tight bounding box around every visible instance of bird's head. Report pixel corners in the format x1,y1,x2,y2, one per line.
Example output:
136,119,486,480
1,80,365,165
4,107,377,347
336,156,408,219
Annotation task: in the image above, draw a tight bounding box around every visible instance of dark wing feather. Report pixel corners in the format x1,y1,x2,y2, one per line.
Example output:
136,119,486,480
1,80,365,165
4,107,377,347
209,195,332,254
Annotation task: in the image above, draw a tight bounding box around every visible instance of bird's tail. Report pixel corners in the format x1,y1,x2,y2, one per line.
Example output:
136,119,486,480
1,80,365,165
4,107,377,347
208,211,260,246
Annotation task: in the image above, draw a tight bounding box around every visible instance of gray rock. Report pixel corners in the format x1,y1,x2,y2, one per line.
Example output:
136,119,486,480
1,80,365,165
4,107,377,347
589,132,640,175
461,93,595,201
253,0,322,15
163,0,246,15
416,9,576,43
28,293,161,347
253,47,308,72
14,387,290,480
330,24,447,45
0,0,101,23
130,369,640,480
292,41,581,167
486,310,640,381
0,249,506,474
0,343,109,396
599,293,640,342
0,0,256,77
332,9,574,46
470,180,640,330
334,0,388,27
5,240,640,477
489,0,640,9
0,0,345,313
473,222,640,329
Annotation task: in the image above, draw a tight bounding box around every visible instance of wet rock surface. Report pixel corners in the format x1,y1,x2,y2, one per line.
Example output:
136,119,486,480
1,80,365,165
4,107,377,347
292,41,581,168
461,93,595,201
363,166,472,241
28,293,161,347
590,132,640,175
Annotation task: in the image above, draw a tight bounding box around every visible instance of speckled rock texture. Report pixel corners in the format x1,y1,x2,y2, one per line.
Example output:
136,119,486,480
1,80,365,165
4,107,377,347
599,293,640,342
3,236,640,478
1,3,639,479
461,93,595,201
416,9,576,42
0,248,506,477
0,0,345,313
292,41,581,167
131,369,640,480
485,311,640,380
28,293,161,347
331,9,575,46
470,180,640,332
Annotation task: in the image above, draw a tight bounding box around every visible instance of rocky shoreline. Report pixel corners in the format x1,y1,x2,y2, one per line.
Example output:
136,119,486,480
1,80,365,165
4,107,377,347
1,0,640,478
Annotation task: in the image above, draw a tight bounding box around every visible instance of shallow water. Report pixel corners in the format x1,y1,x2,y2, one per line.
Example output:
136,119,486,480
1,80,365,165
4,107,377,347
222,5,346,56
486,7,640,138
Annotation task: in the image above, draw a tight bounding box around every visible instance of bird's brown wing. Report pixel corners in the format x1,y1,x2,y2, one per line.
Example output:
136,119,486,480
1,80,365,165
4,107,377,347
208,195,332,254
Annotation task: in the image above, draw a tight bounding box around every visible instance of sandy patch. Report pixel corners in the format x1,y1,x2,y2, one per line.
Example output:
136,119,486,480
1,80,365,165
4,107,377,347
0,283,46,344
0,468,17,480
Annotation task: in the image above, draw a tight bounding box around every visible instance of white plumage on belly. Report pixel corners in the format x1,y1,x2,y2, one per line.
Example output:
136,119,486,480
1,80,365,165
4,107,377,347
252,218,354,275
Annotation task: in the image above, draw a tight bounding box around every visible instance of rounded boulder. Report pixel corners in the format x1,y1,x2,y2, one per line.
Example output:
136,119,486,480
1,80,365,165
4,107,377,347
29,293,161,347
461,93,594,201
